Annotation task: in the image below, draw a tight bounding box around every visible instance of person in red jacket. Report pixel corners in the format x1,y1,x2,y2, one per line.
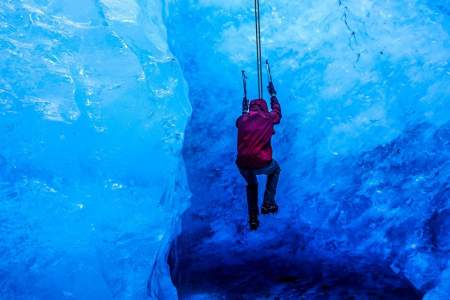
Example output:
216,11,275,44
236,82,282,230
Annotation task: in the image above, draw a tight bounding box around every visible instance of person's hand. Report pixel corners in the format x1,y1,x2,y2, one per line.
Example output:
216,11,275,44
242,97,249,113
267,82,277,96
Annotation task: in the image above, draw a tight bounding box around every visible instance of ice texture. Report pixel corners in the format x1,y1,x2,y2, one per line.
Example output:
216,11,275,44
165,0,450,299
0,0,190,299
1,0,450,299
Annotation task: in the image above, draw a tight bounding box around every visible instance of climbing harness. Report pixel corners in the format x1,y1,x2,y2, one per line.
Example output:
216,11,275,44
254,0,263,100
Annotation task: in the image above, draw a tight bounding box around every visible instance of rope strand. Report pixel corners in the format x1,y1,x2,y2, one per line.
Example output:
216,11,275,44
254,0,263,100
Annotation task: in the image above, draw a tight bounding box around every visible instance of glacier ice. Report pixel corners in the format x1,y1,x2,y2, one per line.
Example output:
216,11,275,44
165,0,450,299
1,0,450,299
0,0,190,299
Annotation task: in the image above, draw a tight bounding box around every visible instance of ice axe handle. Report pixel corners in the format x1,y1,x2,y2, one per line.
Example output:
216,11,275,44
266,60,273,83
241,70,247,98
241,70,249,113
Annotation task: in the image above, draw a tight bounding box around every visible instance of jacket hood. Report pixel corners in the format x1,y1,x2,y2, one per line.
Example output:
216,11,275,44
249,99,268,112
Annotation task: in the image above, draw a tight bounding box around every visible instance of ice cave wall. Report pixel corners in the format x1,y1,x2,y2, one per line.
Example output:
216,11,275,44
165,0,450,298
0,0,190,299
1,0,450,298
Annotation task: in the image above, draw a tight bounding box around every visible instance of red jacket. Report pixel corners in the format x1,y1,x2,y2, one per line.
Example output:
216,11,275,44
236,96,282,169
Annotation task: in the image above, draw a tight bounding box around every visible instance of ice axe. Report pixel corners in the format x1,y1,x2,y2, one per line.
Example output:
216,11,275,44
266,60,277,96
241,70,249,113
265,60,273,84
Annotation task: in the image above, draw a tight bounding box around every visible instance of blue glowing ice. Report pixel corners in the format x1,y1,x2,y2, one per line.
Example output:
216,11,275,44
0,0,190,299
165,0,450,299
1,0,450,299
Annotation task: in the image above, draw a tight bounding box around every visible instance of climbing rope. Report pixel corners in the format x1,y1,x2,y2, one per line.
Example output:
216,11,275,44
241,0,266,103
254,0,263,100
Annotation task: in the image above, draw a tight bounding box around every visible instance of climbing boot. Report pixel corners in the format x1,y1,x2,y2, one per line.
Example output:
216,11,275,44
261,203,279,215
249,214,259,230
246,184,259,230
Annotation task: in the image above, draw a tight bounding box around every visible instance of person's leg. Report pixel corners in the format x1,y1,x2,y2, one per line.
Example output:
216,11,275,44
239,168,259,230
239,168,258,186
246,183,259,229
260,160,281,212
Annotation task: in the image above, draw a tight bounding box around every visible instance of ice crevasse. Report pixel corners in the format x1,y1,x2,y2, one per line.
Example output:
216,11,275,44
1,0,450,299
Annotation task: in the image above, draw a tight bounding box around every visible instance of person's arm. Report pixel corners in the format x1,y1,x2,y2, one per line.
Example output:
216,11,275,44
270,95,282,124
236,96,248,128
267,82,281,124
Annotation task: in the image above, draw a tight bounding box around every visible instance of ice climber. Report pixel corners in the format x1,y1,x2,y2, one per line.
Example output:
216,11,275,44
236,82,282,230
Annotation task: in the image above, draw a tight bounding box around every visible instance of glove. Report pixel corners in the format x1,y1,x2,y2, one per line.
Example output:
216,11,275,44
267,82,277,96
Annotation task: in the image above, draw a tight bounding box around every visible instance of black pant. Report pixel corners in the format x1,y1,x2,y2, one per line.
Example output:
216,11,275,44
239,160,281,206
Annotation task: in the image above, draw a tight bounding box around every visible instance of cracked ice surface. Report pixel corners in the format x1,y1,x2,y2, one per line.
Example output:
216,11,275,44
0,0,190,299
166,0,450,298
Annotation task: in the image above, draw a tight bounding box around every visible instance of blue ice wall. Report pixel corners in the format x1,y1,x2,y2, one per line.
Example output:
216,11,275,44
1,0,450,299
165,0,450,299
0,1,191,299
